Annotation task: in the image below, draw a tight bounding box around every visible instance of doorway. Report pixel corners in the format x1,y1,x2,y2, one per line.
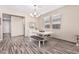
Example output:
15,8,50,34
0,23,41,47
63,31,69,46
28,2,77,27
2,14,25,40
3,14,11,40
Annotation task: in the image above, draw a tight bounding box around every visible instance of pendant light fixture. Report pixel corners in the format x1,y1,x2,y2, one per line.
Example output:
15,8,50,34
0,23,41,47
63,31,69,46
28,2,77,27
30,5,40,17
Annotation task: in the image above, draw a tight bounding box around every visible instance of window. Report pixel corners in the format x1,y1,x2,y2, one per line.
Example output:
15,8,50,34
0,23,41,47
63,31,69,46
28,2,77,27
52,14,61,29
52,24,60,29
45,24,50,28
43,16,51,29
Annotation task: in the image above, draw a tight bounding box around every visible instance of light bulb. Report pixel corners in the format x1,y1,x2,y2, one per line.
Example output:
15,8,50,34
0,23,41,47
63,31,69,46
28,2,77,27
30,13,34,17
34,12,37,15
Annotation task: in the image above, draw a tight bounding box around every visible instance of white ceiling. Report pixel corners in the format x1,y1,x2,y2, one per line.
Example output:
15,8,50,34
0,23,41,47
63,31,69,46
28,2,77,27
0,5,64,16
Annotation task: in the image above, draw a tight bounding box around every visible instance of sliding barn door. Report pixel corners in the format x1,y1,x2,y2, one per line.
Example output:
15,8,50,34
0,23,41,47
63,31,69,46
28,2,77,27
11,16,24,37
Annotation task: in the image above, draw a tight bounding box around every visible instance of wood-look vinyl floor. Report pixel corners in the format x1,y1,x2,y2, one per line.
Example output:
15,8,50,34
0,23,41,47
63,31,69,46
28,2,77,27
0,36,50,54
1,34,79,54
41,37,79,54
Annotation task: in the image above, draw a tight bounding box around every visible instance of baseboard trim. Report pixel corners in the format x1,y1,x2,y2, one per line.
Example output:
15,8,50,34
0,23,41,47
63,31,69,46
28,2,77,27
50,37,76,44
11,35,25,38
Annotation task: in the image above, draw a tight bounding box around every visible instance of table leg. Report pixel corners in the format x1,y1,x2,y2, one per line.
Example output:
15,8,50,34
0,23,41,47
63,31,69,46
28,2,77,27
43,40,45,45
39,41,41,48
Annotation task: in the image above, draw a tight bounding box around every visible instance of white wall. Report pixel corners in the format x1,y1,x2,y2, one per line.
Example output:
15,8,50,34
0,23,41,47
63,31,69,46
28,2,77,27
38,6,79,43
25,15,38,36
11,16,24,36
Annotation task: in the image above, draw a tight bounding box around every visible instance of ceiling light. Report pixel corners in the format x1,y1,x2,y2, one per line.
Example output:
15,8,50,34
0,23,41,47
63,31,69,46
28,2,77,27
30,5,40,17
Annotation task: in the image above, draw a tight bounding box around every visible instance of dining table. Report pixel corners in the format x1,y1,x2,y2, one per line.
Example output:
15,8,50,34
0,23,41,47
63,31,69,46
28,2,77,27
33,31,53,47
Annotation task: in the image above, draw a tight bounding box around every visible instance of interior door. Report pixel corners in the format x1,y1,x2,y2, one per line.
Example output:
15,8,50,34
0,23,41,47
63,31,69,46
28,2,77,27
11,16,24,37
